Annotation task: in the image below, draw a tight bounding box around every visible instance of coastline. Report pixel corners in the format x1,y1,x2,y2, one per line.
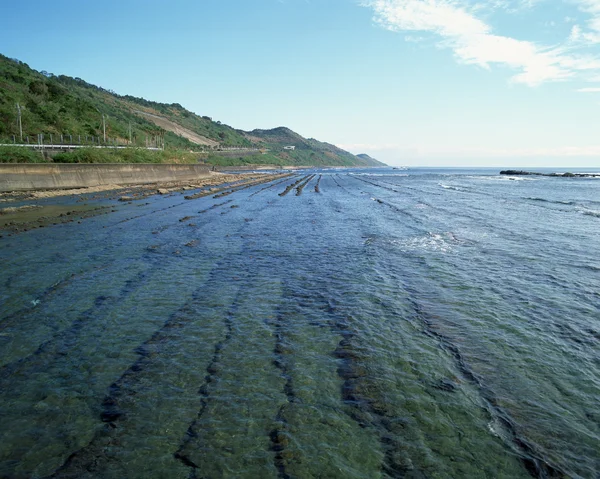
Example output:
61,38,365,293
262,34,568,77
0,171,291,235
0,163,217,193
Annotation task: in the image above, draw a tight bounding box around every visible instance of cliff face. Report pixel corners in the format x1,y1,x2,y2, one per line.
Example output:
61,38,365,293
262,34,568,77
0,54,380,167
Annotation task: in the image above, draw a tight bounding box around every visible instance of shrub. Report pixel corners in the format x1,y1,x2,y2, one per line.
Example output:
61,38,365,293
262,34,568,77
0,146,45,163
29,80,48,97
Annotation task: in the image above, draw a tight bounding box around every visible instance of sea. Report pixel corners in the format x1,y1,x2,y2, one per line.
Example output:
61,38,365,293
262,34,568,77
0,167,598,478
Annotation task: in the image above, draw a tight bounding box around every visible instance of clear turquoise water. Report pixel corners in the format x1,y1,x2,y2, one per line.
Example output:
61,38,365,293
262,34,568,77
0,168,598,478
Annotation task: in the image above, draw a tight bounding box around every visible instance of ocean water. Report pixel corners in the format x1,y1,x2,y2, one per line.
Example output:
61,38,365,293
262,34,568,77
0,167,598,478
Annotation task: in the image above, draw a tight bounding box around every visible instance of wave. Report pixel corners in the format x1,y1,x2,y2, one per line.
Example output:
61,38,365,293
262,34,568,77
438,183,463,191
438,183,475,192
571,263,600,272
467,175,537,182
349,173,408,177
580,208,600,218
367,232,463,253
525,197,575,205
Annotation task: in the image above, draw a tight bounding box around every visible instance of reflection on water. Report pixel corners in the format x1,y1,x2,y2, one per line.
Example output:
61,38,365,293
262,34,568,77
0,168,599,478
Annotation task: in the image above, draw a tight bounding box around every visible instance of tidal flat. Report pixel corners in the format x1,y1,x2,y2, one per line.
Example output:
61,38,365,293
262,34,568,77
0,168,598,478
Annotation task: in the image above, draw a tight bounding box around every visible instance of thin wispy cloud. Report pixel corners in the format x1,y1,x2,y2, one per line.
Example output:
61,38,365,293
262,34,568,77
362,0,600,86
567,1,600,45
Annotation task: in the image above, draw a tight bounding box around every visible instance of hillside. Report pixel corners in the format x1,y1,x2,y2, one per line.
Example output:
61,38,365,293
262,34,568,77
0,54,383,167
355,153,386,167
244,127,386,167
0,54,250,151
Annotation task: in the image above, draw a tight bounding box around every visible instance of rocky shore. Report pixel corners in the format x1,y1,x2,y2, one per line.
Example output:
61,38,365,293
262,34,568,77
0,172,288,236
500,170,600,178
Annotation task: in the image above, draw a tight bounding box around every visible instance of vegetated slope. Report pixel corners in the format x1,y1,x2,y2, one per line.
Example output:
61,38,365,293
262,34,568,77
356,153,386,167
0,54,250,150
0,54,382,166
245,127,387,167
134,110,218,147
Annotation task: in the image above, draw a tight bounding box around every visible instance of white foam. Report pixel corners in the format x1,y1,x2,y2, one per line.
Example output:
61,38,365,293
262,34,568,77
580,208,600,218
394,232,456,253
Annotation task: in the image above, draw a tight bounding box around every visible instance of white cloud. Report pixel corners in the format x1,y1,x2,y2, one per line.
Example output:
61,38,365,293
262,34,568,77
568,23,600,44
363,0,600,86
481,0,544,14
453,33,571,84
568,1,600,45
575,0,600,17
570,24,583,41
369,0,489,36
404,34,426,42
576,86,600,90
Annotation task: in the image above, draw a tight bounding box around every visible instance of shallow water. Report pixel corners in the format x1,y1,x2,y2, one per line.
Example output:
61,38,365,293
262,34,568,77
0,168,599,478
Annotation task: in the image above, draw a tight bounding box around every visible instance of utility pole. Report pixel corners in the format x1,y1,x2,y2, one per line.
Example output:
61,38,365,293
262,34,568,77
16,103,23,142
128,122,132,145
102,114,106,143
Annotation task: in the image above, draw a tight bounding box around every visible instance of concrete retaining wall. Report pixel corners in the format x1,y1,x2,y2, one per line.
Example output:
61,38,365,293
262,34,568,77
0,163,214,192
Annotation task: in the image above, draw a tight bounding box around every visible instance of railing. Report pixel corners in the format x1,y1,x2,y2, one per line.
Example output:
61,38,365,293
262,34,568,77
0,136,267,152
0,133,164,149
0,143,163,151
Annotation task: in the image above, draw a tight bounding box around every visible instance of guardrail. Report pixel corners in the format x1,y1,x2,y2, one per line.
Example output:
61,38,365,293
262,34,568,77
0,144,162,151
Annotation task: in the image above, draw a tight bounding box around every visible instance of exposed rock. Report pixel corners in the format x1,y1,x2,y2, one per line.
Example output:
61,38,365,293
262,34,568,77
500,170,600,178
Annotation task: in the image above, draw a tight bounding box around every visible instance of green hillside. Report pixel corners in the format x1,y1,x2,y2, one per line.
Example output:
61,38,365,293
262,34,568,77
0,54,249,150
0,54,383,166
356,153,386,167
244,127,386,167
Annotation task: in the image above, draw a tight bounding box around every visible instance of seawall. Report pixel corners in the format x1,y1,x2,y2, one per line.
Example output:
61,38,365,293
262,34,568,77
0,163,214,192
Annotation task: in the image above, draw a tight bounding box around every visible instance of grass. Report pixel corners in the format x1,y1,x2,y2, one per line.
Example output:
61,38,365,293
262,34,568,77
0,146,202,164
0,146,46,163
53,148,203,164
205,152,285,167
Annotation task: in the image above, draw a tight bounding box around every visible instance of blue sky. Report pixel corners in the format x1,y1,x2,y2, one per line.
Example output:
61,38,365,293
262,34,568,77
3,0,600,166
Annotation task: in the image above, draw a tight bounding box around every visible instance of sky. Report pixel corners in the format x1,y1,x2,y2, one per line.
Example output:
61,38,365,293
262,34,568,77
3,0,600,166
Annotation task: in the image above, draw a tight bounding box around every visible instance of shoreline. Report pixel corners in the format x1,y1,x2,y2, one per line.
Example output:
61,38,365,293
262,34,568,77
0,171,291,236
0,163,217,193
